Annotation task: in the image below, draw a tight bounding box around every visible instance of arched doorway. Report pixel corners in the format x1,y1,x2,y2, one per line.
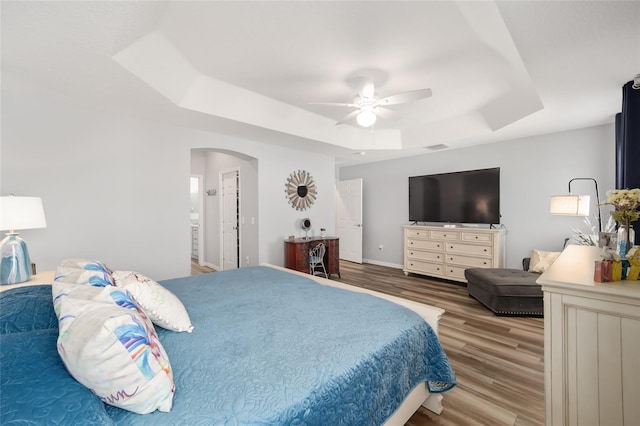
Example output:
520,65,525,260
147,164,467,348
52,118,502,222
190,149,259,271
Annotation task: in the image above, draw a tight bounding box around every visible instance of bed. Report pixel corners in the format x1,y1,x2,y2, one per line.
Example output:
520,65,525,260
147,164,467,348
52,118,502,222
0,264,455,425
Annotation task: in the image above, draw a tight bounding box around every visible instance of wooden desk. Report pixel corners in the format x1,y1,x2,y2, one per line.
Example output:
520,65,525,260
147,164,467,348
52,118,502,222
284,237,340,278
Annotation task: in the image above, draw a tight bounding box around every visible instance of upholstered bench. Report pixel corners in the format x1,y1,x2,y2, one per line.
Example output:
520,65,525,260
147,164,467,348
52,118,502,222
464,267,543,316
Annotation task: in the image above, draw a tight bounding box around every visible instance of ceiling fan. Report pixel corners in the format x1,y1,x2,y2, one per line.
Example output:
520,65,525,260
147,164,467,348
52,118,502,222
310,76,432,128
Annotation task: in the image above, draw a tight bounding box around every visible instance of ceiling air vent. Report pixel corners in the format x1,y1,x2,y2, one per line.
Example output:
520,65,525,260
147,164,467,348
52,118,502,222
424,143,449,151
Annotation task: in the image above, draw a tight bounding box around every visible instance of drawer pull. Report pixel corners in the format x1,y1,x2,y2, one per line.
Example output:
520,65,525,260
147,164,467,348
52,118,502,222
484,261,488,265
436,267,440,271
410,241,414,245
483,248,488,252
475,236,478,239
449,257,453,261
443,234,447,237
437,244,441,248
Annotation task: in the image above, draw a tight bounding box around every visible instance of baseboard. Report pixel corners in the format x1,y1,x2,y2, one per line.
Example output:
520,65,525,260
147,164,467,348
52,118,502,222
362,258,403,269
204,261,220,271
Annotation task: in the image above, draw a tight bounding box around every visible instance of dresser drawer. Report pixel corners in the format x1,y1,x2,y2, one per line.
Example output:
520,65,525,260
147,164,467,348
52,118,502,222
446,254,492,268
461,232,492,243
407,239,444,251
447,242,492,257
444,265,467,280
407,250,444,263
430,230,460,241
405,259,444,276
406,229,431,238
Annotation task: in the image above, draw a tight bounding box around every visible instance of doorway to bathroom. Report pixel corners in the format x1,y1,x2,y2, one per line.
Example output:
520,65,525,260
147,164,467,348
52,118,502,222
189,175,204,265
190,149,259,271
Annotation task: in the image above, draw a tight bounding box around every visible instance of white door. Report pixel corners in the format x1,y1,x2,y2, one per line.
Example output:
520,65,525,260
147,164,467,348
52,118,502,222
336,178,363,263
221,170,239,270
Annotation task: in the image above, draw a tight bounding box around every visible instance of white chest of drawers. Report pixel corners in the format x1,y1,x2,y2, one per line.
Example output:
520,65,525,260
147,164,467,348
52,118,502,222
538,245,640,426
403,225,505,282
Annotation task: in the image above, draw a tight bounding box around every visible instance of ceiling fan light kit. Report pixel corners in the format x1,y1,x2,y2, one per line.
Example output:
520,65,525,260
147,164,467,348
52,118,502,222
311,76,432,128
356,109,377,127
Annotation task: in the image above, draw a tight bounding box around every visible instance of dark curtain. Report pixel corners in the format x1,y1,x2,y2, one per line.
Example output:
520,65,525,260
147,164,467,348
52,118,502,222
616,80,640,244
615,112,623,189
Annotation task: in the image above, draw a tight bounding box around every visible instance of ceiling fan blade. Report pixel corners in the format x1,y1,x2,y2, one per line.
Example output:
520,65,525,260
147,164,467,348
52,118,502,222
309,101,358,108
349,75,375,99
376,88,432,106
374,106,398,120
335,110,360,125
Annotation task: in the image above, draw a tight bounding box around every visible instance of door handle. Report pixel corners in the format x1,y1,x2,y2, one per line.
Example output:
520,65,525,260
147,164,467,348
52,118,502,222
356,224,362,227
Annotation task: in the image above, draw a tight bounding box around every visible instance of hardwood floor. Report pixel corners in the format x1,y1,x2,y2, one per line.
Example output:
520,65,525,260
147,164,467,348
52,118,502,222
191,259,545,425
191,259,215,275
335,261,544,426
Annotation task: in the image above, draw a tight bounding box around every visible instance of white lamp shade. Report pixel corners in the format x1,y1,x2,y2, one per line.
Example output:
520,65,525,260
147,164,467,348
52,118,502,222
549,195,590,216
0,196,47,231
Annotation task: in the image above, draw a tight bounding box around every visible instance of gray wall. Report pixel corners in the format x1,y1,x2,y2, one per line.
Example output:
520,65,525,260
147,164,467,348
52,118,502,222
338,124,615,269
1,92,336,280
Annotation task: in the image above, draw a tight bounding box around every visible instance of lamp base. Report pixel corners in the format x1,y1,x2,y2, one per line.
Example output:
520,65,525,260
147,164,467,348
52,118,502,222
0,233,33,285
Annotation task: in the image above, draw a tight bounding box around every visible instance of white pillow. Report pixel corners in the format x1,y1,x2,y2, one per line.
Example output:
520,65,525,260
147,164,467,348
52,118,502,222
56,284,175,414
112,271,194,333
529,249,561,273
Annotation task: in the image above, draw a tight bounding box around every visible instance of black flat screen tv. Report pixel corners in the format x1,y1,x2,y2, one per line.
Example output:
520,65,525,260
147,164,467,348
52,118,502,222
409,167,500,224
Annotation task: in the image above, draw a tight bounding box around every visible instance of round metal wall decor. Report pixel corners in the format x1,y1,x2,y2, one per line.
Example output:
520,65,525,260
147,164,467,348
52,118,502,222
285,170,317,211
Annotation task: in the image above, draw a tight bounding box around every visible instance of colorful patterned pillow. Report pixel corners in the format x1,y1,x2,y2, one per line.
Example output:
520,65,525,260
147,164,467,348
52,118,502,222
55,258,114,286
60,258,113,275
55,284,175,414
54,266,114,287
52,281,116,318
112,271,194,333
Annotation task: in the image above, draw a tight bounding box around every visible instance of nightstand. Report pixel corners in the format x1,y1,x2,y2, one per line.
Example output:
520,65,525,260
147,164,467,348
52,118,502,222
0,270,55,292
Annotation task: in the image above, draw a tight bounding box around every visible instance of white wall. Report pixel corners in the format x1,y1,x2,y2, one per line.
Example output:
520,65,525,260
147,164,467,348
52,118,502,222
1,92,336,280
338,124,615,269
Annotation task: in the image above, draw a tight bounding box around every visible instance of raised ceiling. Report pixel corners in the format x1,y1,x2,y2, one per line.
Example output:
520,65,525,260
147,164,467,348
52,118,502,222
2,1,638,166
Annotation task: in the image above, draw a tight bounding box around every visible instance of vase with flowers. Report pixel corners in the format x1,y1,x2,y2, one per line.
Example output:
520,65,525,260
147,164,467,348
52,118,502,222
606,188,640,257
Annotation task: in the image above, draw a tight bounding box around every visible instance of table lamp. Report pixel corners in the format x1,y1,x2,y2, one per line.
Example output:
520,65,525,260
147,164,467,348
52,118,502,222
0,196,47,284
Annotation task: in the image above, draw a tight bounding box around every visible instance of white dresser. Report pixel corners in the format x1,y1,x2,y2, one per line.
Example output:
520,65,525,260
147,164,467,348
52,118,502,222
402,225,505,282
538,245,640,426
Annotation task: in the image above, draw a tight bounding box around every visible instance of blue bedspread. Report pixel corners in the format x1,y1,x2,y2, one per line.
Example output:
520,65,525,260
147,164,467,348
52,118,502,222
107,266,455,425
0,267,455,426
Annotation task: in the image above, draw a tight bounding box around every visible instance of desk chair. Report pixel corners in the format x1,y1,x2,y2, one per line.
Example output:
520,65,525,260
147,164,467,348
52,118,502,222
309,243,328,279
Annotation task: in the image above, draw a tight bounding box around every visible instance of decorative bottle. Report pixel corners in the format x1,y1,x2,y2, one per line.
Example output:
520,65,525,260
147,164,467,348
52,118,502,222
617,225,635,257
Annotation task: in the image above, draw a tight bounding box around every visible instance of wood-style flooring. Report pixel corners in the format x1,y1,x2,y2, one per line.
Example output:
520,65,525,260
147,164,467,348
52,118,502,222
191,259,545,426
191,259,215,275
337,261,545,426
